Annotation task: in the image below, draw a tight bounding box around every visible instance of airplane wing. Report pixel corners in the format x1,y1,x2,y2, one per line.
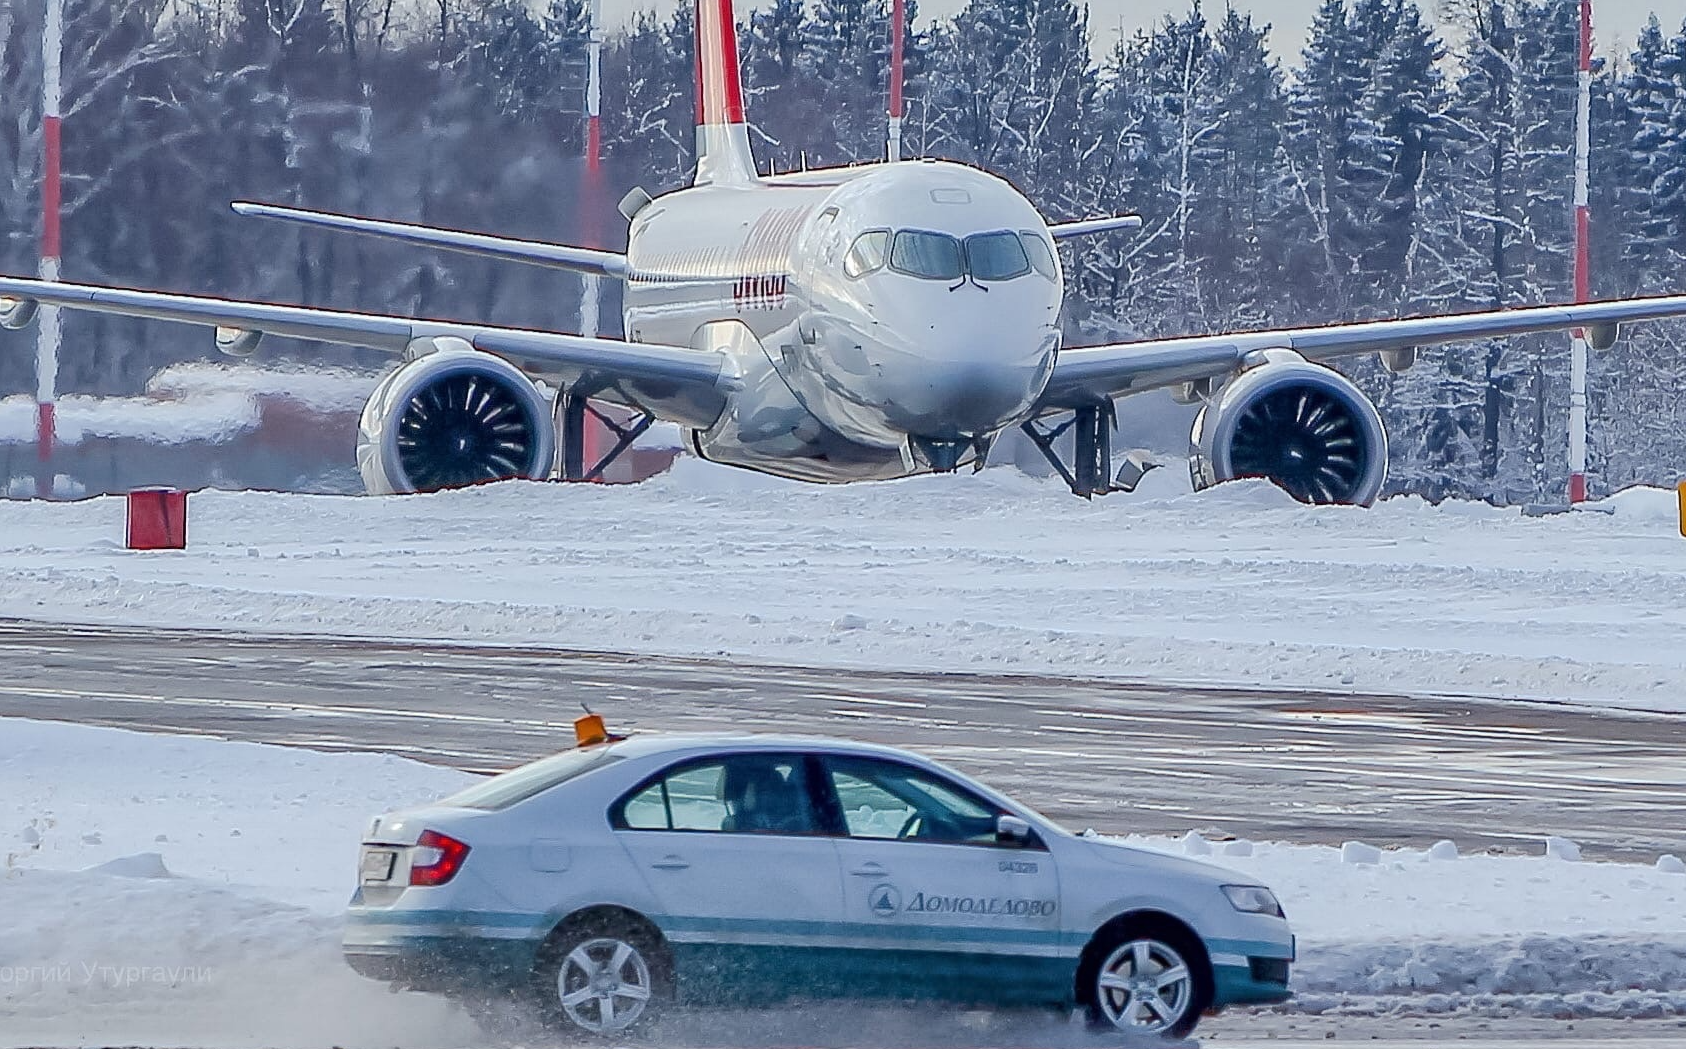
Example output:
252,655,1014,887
230,202,629,279
0,275,736,428
1038,294,1686,410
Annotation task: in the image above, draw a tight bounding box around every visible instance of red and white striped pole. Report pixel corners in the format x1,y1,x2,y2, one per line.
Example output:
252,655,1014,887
1568,0,1592,504
579,0,603,339
585,0,602,183
37,0,63,472
577,0,605,473
887,0,905,162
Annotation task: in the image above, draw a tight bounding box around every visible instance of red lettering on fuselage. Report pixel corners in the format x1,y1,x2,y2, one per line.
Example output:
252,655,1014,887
732,273,787,310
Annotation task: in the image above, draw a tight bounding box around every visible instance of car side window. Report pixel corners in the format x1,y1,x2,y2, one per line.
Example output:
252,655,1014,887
620,780,670,829
665,762,731,830
613,754,819,836
823,757,1002,846
831,769,917,838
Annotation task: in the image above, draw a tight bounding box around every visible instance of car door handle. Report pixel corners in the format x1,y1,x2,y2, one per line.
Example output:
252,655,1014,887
849,862,889,877
650,855,690,871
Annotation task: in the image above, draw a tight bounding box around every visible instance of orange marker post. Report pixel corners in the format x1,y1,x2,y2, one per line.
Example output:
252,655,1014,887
1677,481,1685,539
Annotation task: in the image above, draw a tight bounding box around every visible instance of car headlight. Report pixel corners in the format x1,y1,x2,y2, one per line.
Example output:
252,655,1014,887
1222,884,1284,918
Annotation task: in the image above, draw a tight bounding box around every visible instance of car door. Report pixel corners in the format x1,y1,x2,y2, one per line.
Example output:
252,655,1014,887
612,752,844,1001
818,755,1065,1004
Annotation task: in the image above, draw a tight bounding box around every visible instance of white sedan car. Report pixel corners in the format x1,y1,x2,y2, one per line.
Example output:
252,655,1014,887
345,734,1293,1039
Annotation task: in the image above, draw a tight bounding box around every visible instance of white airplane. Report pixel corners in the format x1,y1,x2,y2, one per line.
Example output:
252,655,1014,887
6,0,1686,504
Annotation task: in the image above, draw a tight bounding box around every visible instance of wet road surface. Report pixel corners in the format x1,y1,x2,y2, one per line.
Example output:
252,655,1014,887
1,620,1681,857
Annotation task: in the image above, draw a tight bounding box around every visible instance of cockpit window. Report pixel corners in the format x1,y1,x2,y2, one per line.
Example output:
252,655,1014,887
890,230,965,280
844,230,890,278
964,231,1031,281
1020,231,1058,280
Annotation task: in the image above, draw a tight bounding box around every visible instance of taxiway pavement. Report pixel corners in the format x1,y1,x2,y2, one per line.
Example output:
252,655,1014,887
3,620,1682,857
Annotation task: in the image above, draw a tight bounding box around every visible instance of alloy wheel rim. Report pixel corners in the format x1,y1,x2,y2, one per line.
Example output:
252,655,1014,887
1095,938,1193,1033
556,936,653,1033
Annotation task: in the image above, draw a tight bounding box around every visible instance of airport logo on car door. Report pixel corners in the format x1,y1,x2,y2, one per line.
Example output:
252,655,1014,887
869,884,902,917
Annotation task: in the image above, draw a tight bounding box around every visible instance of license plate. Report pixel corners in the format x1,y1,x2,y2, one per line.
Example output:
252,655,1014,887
360,849,397,883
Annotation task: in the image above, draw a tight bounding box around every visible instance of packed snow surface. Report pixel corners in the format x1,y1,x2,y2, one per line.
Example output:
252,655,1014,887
3,461,1685,712
3,717,1685,1048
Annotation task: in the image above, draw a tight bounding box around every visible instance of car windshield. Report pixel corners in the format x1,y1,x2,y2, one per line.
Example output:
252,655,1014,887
965,231,1031,281
442,747,622,810
890,230,965,280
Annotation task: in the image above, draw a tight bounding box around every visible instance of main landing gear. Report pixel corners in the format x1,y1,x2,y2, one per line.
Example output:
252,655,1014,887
1020,402,1159,499
553,393,654,482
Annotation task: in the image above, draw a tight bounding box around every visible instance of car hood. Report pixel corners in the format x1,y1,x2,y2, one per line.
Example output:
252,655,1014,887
1081,835,1256,885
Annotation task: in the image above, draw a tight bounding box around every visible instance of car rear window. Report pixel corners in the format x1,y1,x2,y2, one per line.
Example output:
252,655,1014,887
442,748,623,810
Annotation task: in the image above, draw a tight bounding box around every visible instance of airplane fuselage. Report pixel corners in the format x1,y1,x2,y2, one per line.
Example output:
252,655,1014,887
622,161,1063,481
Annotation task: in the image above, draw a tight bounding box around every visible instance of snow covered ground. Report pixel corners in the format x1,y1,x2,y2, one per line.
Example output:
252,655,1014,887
2,460,1685,713
2,717,1683,1048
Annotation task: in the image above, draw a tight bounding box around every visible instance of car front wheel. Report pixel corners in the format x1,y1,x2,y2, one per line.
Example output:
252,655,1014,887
1082,927,1210,1039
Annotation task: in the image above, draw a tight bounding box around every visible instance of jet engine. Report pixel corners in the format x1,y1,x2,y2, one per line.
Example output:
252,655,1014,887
357,345,555,495
1190,352,1387,505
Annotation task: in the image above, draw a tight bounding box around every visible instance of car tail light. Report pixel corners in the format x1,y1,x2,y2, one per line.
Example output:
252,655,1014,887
409,830,470,886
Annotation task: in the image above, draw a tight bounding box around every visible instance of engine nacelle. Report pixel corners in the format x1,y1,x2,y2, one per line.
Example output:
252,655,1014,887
1190,354,1388,506
0,295,40,331
357,346,555,495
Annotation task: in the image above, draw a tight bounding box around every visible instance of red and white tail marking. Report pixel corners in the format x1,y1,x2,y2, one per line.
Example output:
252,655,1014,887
695,0,746,125
692,0,757,183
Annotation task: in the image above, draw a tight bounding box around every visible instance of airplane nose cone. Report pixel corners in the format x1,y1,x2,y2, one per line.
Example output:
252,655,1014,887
884,346,1054,438
915,361,1040,434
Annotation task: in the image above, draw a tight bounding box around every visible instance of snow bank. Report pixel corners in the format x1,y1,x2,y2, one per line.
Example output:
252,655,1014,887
0,364,382,447
145,361,382,414
1,717,477,1049
0,391,261,445
1118,831,1686,1020
0,868,477,1049
4,717,1684,1045
3,464,1686,711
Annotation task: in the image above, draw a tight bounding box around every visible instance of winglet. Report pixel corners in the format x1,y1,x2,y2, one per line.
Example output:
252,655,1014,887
693,0,758,185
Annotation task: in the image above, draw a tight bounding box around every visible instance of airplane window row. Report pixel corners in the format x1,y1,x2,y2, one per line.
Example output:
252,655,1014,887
844,229,1058,282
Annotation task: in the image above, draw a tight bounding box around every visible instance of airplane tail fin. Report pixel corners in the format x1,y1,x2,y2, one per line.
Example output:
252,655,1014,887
693,0,758,185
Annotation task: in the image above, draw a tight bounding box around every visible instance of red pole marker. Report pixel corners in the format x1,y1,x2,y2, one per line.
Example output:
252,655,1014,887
1568,0,1592,504
36,0,64,476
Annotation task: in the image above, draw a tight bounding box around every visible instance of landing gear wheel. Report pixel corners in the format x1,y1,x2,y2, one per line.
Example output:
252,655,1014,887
533,919,669,1037
1081,926,1210,1040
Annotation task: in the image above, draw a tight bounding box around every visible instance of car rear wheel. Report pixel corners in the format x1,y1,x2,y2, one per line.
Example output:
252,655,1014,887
1081,925,1210,1040
533,918,669,1037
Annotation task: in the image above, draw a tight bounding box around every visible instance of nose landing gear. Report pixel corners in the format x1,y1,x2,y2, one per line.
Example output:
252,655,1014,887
1020,402,1159,498
912,434,993,473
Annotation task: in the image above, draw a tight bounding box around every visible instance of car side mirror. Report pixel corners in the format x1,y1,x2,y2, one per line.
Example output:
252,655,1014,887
996,814,1033,846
